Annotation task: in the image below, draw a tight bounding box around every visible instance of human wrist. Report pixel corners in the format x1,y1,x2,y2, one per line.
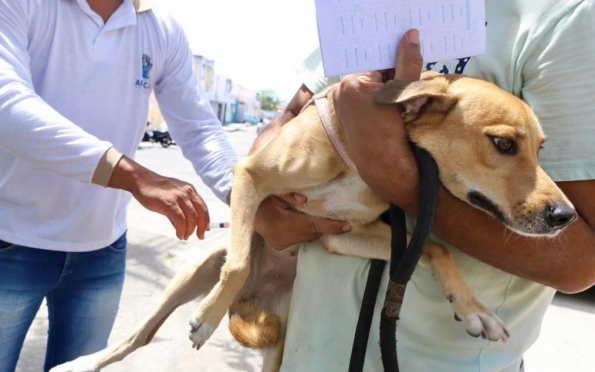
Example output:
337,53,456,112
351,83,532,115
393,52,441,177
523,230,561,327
107,155,154,194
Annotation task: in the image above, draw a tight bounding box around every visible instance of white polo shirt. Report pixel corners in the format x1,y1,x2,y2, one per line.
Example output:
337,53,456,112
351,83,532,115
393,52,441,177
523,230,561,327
0,0,237,251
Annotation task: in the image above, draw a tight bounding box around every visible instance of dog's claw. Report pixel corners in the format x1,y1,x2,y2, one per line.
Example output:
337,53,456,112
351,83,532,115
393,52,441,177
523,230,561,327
188,319,216,350
450,294,509,342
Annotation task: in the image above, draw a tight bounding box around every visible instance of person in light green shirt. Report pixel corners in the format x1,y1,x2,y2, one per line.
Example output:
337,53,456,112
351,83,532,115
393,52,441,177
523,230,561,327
252,0,595,371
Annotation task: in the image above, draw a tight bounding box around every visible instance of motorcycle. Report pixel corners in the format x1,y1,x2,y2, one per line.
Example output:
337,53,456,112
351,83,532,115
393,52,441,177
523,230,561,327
142,123,174,148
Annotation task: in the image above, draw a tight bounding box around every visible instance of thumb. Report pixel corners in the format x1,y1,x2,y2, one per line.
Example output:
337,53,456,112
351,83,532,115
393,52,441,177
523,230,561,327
308,216,352,235
394,29,424,81
280,192,308,204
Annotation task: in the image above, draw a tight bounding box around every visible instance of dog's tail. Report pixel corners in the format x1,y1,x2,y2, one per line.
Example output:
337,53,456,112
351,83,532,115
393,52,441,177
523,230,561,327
229,301,280,348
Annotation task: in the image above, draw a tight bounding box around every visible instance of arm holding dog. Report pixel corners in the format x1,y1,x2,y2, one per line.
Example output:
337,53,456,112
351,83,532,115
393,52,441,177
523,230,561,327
252,74,351,249
335,6,595,294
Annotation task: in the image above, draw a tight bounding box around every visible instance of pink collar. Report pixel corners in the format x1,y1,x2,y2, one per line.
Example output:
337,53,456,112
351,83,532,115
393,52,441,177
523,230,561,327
303,93,359,176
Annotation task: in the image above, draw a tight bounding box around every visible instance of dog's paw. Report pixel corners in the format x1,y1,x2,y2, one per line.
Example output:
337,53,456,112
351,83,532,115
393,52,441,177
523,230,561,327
188,319,217,350
460,310,509,342
450,294,509,342
49,355,100,372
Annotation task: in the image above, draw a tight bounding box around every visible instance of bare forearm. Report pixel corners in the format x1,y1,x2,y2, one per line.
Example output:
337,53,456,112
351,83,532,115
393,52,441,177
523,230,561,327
107,155,152,193
403,184,595,294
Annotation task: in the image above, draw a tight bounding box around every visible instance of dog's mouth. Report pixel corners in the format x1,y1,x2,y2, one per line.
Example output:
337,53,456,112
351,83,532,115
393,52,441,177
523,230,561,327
467,191,507,224
466,191,575,237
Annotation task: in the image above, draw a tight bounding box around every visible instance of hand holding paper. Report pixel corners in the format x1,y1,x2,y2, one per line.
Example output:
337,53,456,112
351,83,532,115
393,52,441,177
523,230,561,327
315,0,486,76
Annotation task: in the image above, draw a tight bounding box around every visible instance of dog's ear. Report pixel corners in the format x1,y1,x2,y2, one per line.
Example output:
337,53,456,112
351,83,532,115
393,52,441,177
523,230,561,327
375,77,457,122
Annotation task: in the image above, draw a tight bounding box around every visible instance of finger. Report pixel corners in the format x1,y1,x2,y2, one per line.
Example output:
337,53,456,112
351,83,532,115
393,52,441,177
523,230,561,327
189,191,210,240
280,192,308,204
306,215,352,236
357,70,383,83
179,197,199,240
394,29,424,81
166,204,186,240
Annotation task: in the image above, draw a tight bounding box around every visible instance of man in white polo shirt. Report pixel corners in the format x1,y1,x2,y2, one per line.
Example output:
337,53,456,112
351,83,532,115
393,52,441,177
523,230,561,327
0,0,259,370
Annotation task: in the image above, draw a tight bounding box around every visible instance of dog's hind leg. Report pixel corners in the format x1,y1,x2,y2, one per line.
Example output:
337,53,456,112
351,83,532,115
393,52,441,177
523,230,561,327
260,292,291,372
50,247,226,372
188,108,347,350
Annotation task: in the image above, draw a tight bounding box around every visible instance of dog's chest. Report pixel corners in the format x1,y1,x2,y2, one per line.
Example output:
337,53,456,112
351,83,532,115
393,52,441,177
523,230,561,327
296,171,387,224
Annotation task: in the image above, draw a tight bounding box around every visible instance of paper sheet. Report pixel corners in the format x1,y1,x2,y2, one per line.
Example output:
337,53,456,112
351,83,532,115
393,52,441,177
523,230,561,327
314,0,486,77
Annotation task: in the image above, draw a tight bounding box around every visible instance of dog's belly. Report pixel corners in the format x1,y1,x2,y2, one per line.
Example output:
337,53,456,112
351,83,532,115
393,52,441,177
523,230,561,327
296,171,388,225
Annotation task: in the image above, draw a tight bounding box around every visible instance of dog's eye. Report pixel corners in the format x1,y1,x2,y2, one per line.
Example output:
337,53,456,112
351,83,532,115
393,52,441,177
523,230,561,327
489,136,517,155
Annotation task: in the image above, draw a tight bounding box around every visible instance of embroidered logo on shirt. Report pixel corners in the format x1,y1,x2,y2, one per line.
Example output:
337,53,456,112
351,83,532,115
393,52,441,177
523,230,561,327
142,54,153,79
136,54,153,90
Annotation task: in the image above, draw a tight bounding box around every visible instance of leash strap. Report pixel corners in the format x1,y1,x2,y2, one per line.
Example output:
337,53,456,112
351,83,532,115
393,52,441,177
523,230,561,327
349,144,440,372
348,259,386,372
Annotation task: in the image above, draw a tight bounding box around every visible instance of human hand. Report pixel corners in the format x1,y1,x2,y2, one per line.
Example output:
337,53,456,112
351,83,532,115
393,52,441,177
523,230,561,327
332,29,424,211
254,193,351,250
108,156,210,240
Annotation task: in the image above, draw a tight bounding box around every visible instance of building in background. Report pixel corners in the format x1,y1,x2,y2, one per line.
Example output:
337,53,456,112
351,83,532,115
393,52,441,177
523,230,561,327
147,54,265,127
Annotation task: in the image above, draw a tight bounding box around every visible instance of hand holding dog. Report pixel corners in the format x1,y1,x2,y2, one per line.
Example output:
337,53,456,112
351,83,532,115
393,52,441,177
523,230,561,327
255,194,351,250
333,29,424,212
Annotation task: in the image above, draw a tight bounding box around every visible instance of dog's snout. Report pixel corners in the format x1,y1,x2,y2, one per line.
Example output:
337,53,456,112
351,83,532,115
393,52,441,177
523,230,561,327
545,203,577,229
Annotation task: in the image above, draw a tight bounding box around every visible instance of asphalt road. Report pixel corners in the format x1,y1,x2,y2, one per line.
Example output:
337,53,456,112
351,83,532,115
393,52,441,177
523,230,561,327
18,125,595,372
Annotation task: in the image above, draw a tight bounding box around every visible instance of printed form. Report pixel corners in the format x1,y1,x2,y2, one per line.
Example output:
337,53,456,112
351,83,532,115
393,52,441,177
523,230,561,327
315,0,486,76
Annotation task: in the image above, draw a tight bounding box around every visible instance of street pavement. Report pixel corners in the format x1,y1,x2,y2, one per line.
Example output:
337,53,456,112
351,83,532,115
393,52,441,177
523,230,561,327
18,124,595,372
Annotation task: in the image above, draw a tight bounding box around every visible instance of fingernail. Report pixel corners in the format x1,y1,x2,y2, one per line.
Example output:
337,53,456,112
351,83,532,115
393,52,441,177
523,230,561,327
408,29,420,45
342,224,352,232
292,193,307,203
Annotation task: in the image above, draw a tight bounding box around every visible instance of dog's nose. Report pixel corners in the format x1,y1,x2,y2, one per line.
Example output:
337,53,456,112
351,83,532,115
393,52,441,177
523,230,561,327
545,203,578,229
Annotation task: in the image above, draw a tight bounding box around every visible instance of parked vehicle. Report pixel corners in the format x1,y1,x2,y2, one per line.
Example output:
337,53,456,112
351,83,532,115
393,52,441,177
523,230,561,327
142,123,174,148
243,113,262,125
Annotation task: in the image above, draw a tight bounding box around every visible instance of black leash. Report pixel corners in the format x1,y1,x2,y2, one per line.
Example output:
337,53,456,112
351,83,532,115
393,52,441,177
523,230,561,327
348,144,440,372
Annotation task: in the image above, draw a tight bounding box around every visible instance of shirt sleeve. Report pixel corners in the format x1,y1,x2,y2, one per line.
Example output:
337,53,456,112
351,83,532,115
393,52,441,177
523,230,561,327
521,0,595,182
0,0,115,183
153,18,237,204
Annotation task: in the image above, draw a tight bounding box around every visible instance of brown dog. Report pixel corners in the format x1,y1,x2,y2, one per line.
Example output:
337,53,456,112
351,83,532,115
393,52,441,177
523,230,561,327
52,73,577,372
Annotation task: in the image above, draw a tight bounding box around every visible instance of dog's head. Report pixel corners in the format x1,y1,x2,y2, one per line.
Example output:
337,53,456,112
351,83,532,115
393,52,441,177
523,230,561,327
375,72,577,236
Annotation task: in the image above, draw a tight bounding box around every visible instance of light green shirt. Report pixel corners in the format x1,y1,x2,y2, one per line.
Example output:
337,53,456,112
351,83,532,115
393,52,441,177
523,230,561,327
283,1,595,371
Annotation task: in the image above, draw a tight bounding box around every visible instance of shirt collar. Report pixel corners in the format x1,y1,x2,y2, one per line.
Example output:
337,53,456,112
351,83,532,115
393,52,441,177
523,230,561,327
74,0,150,29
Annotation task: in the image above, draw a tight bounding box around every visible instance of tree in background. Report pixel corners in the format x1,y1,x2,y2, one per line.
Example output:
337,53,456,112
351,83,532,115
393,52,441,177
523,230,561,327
258,89,281,111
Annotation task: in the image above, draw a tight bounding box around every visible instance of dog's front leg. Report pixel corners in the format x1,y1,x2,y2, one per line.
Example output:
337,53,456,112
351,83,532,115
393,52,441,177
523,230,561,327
322,223,509,342
188,110,347,350
188,158,267,349
419,243,509,342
